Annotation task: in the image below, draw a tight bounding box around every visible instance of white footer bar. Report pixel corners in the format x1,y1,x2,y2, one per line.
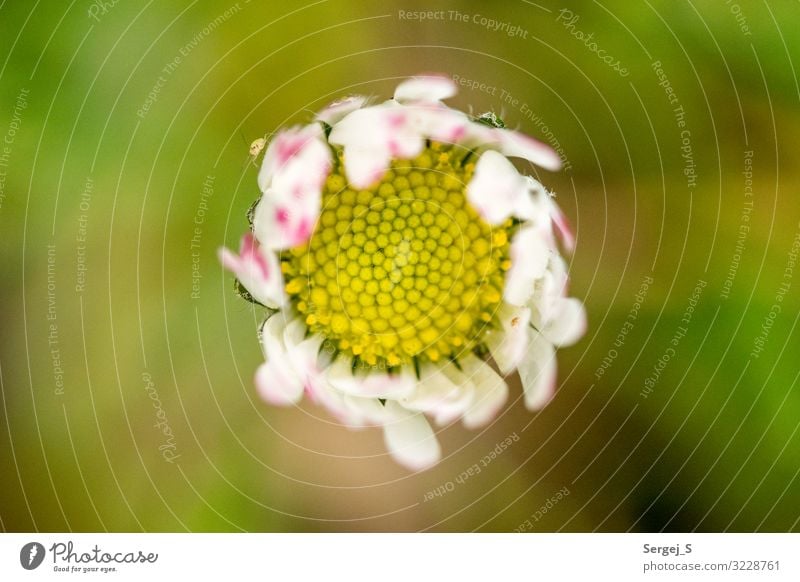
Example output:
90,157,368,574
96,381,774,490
1,533,797,580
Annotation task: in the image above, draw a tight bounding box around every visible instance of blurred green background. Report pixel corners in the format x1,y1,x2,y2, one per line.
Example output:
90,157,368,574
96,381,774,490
1,0,798,532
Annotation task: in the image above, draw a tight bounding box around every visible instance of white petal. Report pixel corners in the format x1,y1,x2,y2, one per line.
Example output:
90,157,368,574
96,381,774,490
394,75,456,103
529,255,584,349
218,233,287,308
459,119,502,150
327,107,378,148
467,150,529,225
403,362,473,426
281,317,308,350
302,379,385,428
504,226,551,306
518,333,557,410
402,363,459,410
340,394,391,426
326,357,416,399
342,147,392,189
315,95,367,125
461,355,508,429
514,177,552,222
259,313,290,358
252,188,320,250
541,298,586,347
282,319,330,388
254,315,304,405
496,129,562,171
382,401,441,470
486,304,532,375
529,256,569,325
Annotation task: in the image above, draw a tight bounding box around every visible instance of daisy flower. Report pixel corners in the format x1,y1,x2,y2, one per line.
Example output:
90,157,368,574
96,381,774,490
220,75,585,470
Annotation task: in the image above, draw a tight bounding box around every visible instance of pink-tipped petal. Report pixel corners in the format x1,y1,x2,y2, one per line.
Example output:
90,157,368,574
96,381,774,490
258,126,303,192
382,401,441,470
253,125,330,250
329,105,426,187
408,105,472,146
496,129,562,171
218,233,287,308
315,95,367,125
467,150,529,225
551,204,576,252
255,359,304,406
252,188,320,250
269,129,331,207
394,75,457,103
518,333,557,410
504,226,551,306
258,124,331,195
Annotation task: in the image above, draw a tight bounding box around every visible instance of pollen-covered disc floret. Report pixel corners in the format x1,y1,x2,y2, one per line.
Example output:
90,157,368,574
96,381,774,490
220,75,586,471
284,144,512,368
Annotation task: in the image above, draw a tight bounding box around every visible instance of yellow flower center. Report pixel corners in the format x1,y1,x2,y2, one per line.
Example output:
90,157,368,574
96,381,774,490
282,144,513,369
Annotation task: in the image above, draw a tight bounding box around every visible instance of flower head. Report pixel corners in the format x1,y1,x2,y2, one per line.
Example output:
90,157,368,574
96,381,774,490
221,75,585,470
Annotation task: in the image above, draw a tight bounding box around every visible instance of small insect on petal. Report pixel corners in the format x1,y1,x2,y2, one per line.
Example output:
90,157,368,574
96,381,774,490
249,137,266,157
